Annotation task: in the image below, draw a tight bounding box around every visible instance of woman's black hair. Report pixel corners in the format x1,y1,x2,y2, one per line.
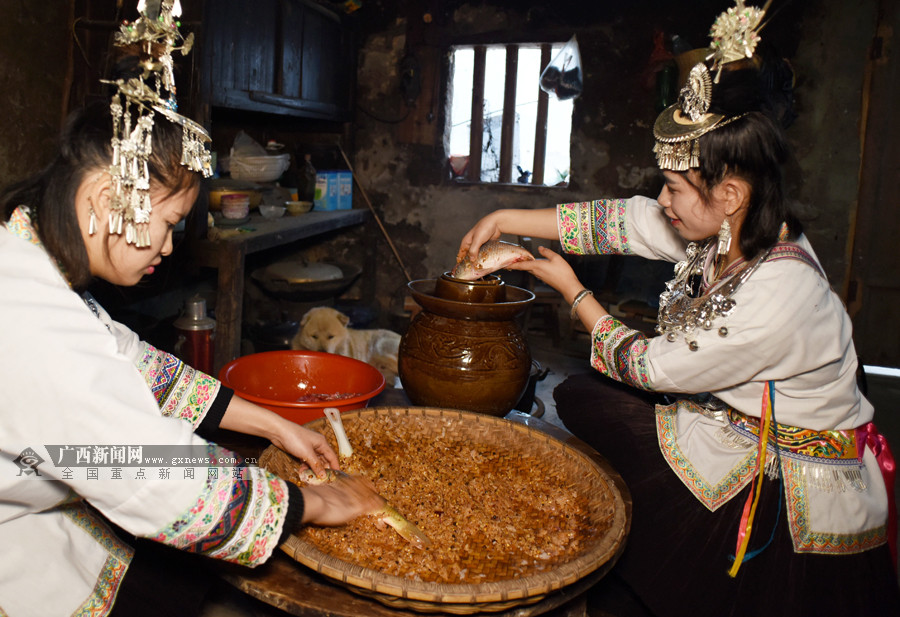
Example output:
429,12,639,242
0,98,198,291
689,52,803,259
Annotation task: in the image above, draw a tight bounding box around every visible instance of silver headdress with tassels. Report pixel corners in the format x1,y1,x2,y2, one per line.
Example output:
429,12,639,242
652,1,768,171
101,0,212,247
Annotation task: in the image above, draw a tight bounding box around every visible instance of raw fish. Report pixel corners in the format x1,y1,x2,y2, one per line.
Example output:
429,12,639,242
451,240,534,280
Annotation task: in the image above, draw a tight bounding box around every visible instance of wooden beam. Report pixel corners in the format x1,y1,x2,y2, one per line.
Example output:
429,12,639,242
467,45,486,182
499,44,518,183
532,44,551,186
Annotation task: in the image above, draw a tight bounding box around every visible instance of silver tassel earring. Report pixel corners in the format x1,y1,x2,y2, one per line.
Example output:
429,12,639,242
714,218,732,280
88,206,97,236
717,219,732,255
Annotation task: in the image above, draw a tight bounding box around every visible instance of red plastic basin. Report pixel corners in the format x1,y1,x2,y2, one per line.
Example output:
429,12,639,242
218,350,385,424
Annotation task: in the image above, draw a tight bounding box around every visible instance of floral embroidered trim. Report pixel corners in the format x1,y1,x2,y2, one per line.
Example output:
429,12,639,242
61,502,134,563
781,457,887,554
62,502,133,616
558,202,584,253
590,315,653,389
152,444,288,567
4,205,73,285
558,204,576,251
73,555,130,617
4,206,40,246
137,343,218,428
656,402,756,511
558,200,630,256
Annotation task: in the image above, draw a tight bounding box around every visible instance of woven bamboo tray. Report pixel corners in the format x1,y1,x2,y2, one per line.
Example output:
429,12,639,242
260,406,628,614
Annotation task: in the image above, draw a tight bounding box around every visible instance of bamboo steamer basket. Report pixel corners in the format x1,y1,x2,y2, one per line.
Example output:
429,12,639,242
260,406,629,614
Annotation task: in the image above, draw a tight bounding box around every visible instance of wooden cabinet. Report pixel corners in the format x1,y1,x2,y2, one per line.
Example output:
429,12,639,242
201,0,354,120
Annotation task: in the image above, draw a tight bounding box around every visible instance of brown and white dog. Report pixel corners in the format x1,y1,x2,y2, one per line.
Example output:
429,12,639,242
290,306,401,386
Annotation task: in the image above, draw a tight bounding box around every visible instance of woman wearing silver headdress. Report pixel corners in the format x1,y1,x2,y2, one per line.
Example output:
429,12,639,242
0,4,380,615
459,2,898,614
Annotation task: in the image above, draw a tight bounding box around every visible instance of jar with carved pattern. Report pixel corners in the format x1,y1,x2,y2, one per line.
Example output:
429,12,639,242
399,273,534,416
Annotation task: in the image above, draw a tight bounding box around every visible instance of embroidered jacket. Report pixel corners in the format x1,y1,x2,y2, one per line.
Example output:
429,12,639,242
0,211,292,616
557,197,889,555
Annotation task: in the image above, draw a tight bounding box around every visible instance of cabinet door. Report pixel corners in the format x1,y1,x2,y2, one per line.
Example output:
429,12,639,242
202,0,278,109
280,0,350,113
202,0,352,120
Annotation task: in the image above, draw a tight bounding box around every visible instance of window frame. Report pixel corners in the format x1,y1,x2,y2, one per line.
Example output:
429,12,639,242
446,41,570,187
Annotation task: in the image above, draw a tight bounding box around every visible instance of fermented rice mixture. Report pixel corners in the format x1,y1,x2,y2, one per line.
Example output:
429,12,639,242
288,413,609,584
295,392,361,402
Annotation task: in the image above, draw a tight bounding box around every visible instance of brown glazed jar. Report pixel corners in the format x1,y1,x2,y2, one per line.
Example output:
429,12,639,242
399,274,534,416
433,272,508,303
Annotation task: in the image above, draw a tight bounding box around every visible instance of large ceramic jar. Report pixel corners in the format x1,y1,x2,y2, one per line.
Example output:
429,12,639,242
399,275,534,416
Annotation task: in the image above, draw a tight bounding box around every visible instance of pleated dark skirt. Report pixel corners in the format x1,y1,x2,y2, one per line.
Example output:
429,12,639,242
554,372,900,617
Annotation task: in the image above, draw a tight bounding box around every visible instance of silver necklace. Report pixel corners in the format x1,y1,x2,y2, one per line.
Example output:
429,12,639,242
656,239,770,351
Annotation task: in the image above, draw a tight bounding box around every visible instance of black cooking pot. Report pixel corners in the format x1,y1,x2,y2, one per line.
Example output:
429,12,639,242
250,261,362,302
513,360,548,416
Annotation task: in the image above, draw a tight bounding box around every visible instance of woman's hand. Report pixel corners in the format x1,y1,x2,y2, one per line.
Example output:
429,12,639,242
507,246,584,302
218,396,339,478
300,473,383,525
457,208,560,263
457,210,507,263
510,246,610,330
269,421,340,480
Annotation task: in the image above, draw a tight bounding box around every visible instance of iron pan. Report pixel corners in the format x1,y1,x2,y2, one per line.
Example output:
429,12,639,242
251,262,362,302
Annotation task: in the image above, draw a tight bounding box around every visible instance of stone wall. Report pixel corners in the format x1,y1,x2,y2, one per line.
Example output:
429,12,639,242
347,0,873,316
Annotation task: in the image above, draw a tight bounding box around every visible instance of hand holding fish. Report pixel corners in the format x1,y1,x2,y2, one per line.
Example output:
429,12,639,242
457,207,610,328
457,207,559,263
298,468,432,547
271,420,341,480
296,409,432,547
299,472,386,526
457,213,503,263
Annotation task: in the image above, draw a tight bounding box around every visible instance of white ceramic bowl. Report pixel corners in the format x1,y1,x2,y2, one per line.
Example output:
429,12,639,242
259,205,286,219
229,154,290,182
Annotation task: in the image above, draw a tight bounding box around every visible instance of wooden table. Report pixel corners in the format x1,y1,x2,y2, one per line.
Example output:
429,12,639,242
220,410,632,617
190,209,368,373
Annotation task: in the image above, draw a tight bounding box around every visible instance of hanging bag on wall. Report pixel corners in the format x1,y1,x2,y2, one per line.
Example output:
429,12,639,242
540,36,583,101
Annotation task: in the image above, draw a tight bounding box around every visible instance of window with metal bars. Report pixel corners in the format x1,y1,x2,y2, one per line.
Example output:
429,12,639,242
447,43,573,186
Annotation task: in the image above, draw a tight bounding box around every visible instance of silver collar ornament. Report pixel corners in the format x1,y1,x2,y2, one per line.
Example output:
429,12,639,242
656,240,771,351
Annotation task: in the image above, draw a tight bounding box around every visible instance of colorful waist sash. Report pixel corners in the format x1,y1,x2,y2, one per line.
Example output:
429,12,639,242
726,407,859,463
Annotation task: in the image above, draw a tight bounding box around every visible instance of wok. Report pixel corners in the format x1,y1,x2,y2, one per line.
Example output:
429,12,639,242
251,261,362,302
